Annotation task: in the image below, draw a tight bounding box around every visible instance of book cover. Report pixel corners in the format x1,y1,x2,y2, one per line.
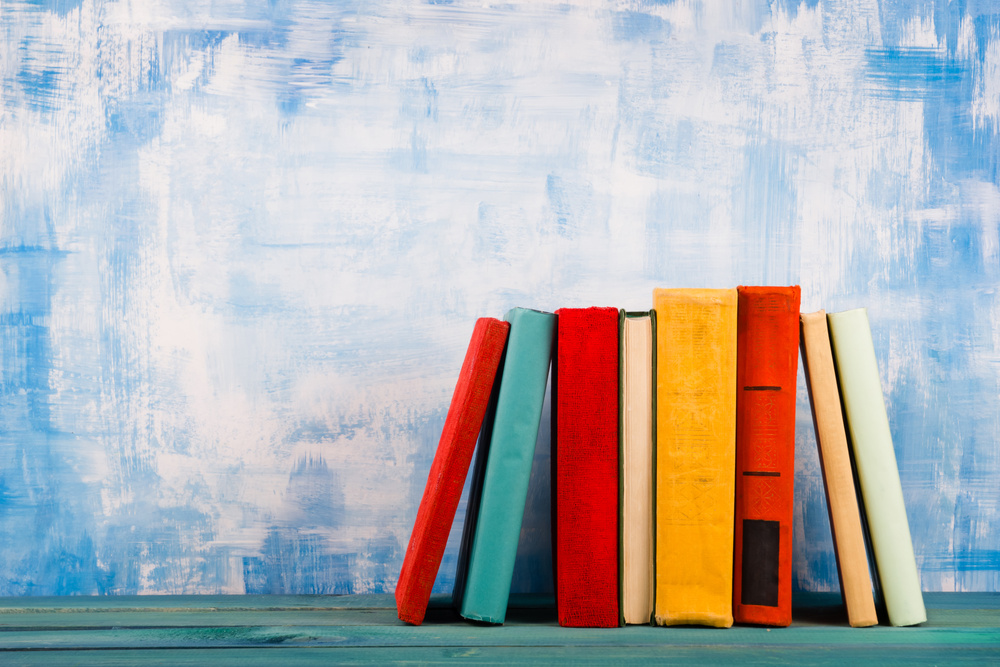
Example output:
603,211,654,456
450,366,498,617
619,310,655,625
395,318,510,625
456,307,556,624
827,308,926,627
552,306,620,628
800,310,878,628
652,288,737,628
732,286,800,627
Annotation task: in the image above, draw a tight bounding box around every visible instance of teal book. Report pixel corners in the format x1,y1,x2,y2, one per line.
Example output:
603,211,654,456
828,308,926,627
453,307,556,624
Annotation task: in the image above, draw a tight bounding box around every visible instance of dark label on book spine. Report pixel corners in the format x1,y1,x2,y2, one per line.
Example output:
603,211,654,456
740,519,780,607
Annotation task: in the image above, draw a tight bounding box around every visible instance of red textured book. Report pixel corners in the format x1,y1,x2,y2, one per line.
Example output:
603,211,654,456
552,307,620,628
733,286,801,626
395,318,510,625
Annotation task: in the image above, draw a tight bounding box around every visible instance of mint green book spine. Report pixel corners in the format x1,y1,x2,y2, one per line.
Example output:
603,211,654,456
828,308,926,627
459,307,556,624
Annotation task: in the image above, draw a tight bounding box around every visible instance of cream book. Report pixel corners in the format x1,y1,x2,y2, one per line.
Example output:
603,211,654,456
619,311,655,625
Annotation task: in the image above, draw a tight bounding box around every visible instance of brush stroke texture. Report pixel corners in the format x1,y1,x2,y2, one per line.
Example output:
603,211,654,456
1,0,998,595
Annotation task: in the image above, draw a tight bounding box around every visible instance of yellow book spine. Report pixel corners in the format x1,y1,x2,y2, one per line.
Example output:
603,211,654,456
653,288,737,628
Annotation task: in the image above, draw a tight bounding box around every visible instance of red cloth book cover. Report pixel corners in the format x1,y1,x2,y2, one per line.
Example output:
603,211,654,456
552,306,620,628
395,317,510,625
733,286,800,627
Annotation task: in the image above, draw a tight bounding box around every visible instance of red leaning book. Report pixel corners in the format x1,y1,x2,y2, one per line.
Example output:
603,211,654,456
733,286,800,627
396,318,510,625
552,307,620,628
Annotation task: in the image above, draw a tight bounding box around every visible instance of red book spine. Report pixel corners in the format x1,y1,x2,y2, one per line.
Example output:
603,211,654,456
395,318,510,625
733,286,801,626
553,307,619,628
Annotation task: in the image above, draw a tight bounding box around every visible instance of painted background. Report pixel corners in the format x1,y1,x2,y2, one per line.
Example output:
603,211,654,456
1,0,998,597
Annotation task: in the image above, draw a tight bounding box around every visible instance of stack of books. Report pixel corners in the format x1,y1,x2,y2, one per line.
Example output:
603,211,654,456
395,289,925,629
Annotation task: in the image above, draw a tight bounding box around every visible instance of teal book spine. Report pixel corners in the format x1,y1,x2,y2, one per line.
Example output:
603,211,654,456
458,307,556,624
827,308,926,627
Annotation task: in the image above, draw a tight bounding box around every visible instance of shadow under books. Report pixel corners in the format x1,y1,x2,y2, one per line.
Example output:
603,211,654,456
418,592,860,627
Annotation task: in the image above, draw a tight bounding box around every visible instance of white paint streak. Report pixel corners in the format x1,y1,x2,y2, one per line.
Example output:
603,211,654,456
974,24,1000,133
2,0,999,594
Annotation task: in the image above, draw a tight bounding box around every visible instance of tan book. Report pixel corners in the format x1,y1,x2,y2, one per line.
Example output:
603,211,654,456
653,288,737,628
619,311,655,625
799,311,878,628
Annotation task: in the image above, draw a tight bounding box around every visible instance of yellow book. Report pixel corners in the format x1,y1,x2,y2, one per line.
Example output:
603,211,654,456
653,288,737,628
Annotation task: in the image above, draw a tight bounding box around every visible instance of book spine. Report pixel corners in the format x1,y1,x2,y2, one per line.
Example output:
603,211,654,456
732,286,800,627
396,318,510,625
451,330,507,615
553,307,620,628
459,307,556,624
827,308,926,627
620,312,654,625
653,288,737,628
799,311,877,628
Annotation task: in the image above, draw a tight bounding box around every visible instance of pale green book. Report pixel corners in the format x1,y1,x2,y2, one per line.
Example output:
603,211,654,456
456,307,556,624
827,308,926,627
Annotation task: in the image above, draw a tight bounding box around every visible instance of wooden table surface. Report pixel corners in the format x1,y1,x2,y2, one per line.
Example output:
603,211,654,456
0,592,997,664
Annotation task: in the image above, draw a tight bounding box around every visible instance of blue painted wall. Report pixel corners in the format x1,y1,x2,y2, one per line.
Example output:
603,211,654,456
1,0,998,596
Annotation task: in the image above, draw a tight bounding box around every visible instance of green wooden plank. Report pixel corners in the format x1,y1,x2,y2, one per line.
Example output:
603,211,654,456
0,609,403,629
923,592,1000,609
1,645,998,667
0,604,553,630
3,604,999,628
0,619,997,650
0,594,392,611
0,596,996,626
0,596,998,632
0,593,994,666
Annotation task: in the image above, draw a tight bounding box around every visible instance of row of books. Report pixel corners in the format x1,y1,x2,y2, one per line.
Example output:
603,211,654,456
395,287,926,629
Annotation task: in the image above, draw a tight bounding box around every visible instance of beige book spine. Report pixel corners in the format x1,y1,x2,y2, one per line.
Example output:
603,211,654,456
800,311,878,628
621,315,654,624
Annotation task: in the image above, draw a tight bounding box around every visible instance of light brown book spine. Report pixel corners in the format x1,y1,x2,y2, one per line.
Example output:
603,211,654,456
800,310,878,628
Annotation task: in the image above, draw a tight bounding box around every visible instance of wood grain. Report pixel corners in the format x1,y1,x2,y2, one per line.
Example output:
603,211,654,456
0,594,996,664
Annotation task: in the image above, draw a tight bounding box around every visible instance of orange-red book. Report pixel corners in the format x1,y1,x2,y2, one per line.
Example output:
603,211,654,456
732,286,800,627
396,318,510,625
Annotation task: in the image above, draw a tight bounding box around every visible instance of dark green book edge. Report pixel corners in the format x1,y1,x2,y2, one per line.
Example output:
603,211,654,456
550,311,560,619
650,308,657,626
451,333,509,612
617,310,625,628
